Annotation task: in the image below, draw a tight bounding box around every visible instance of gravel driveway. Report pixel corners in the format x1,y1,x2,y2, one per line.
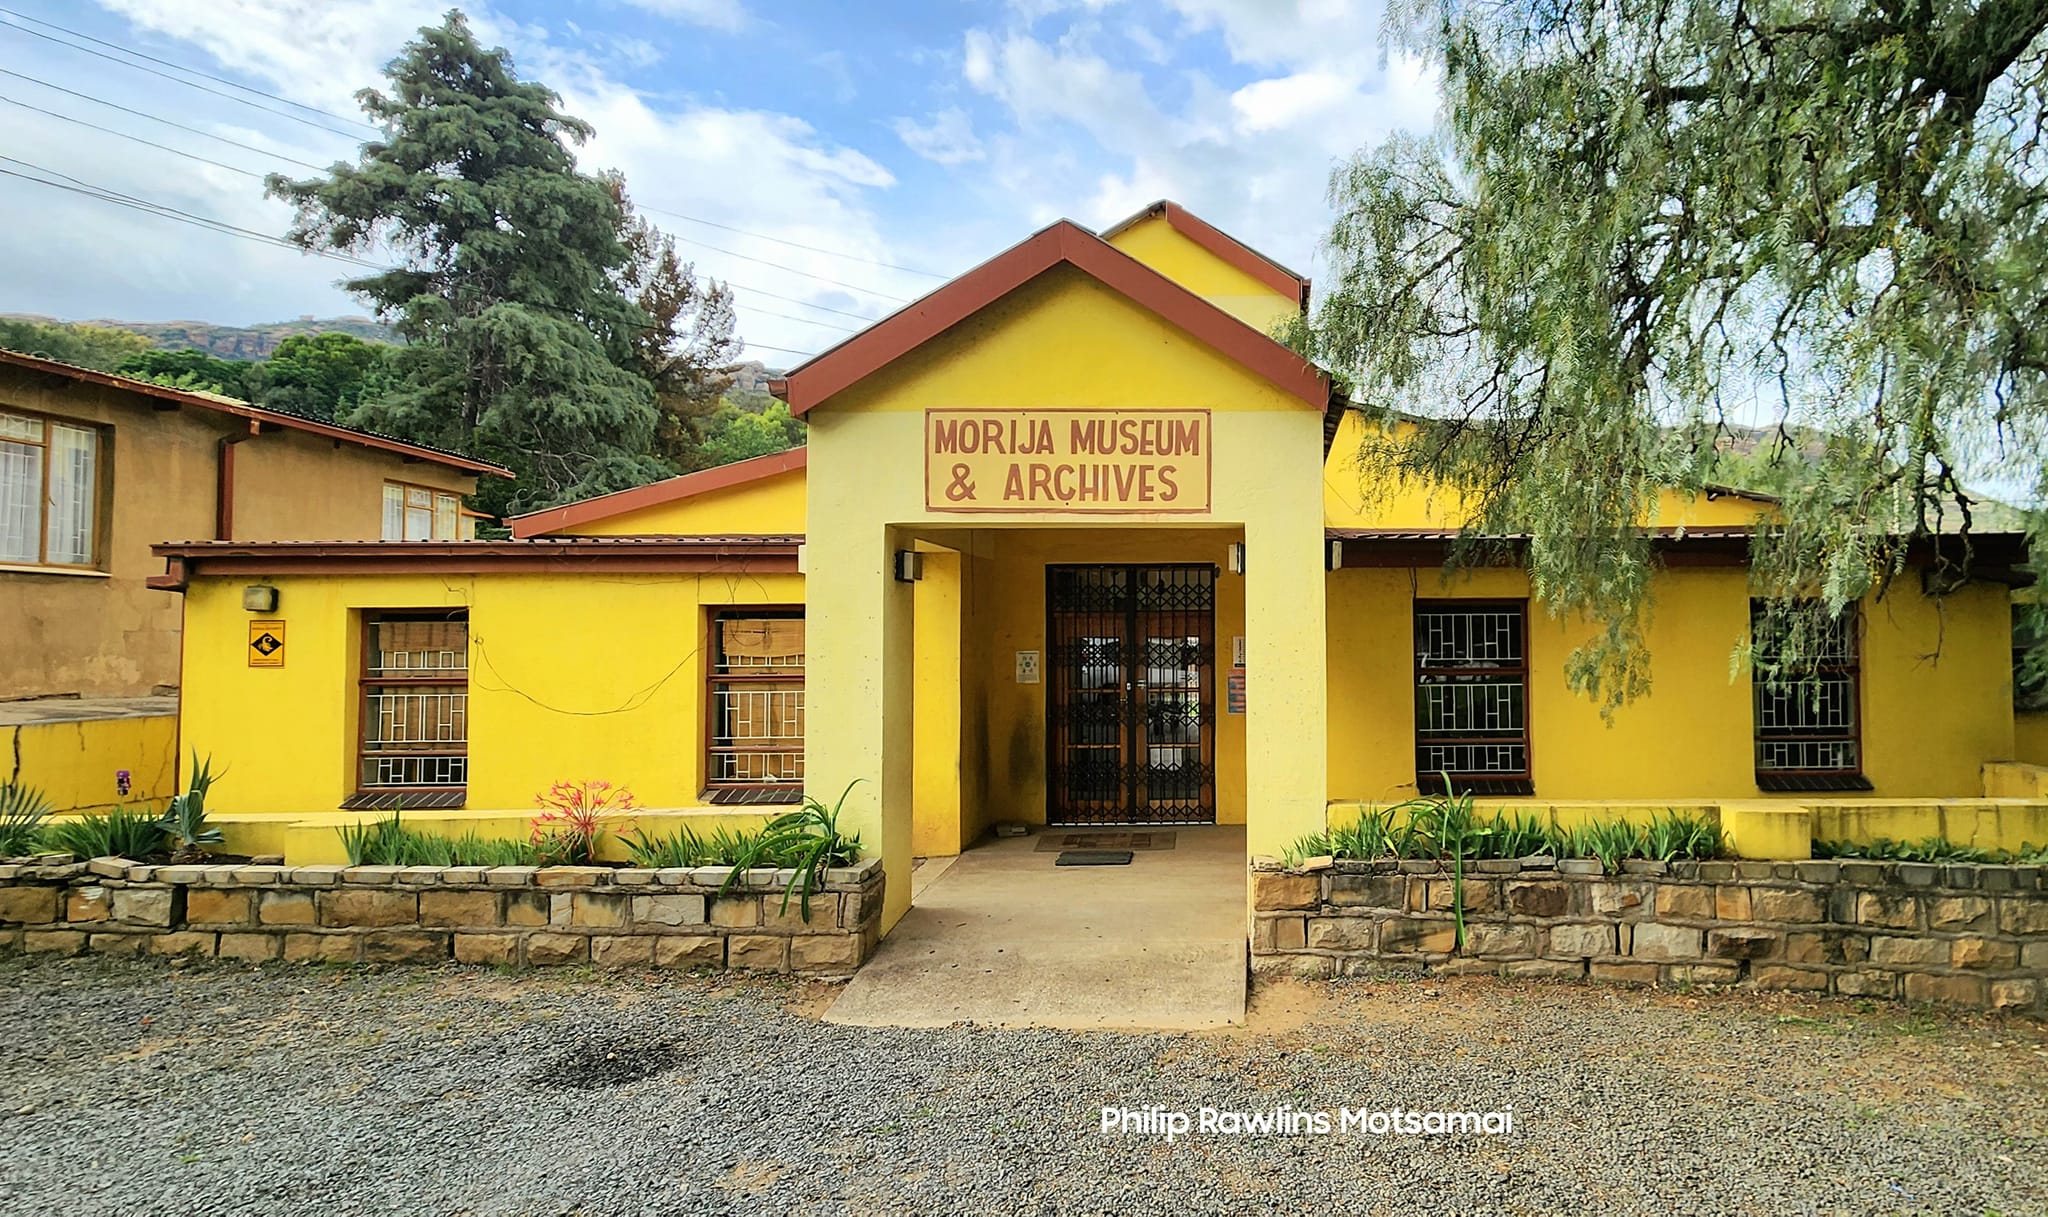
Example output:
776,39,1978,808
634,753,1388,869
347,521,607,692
0,956,2042,1216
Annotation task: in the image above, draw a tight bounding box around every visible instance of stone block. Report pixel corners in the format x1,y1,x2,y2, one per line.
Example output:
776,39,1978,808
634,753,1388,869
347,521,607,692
147,931,216,958
24,929,87,954
790,934,865,973
631,893,708,928
1950,938,2019,970
1989,979,2039,1010
1503,958,1585,980
340,866,402,885
318,889,417,928
1903,972,1987,1007
727,934,789,971
1271,916,1306,951
1941,865,1979,890
569,893,628,929
1751,888,1826,924
2024,941,2048,970
1714,887,1752,921
258,890,317,926
524,932,588,966
87,933,146,956
0,886,60,925
1629,923,1702,961
185,888,254,926
419,889,501,928
1707,927,1780,960
1654,885,1715,920
155,866,206,885
613,868,657,886
1979,866,2018,892
440,867,486,885
1252,873,1321,910
1662,962,1741,985
591,935,655,968
1794,862,1841,885
453,933,520,965
709,895,760,928
1997,899,2048,936
1504,881,1566,918
289,866,344,887
1431,958,1501,977
361,932,450,964
763,894,839,930
1327,874,1405,908
1926,896,1992,931
1464,923,1537,958
1838,861,1886,886
485,867,539,887
64,886,110,923
85,857,127,879
1868,936,1948,967
282,933,357,963
394,866,445,886
1896,863,1941,888
1306,916,1377,951
1546,923,1615,957
652,935,726,969
1586,882,1651,918
217,933,281,963
535,866,612,887
1833,970,1899,998
503,891,549,927
1589,961,1659,985
1752,965,1829,991
111,887,177,928
231,866,287,885
1378,918,1457,955
1854,891,1921,930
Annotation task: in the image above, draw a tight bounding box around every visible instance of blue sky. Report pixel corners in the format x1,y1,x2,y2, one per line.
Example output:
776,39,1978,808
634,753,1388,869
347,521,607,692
0,0,1437,364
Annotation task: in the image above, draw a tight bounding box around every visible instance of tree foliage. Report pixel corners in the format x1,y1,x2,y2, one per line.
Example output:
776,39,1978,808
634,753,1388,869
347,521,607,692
1301,0,2048,708
0,318,150,371
697,399,805,467
116,348,259,397
266,10,657,514
258,332,390,422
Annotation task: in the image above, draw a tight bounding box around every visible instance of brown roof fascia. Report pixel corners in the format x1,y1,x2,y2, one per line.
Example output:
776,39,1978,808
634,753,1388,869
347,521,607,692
146,536,802,591
506,447,808,538
0,348,512,478
1101,200,1310,310
1327,527,2032,575
769,221,1330,415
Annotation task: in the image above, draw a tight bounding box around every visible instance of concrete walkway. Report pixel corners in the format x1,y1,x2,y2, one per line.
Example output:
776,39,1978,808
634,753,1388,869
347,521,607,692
825,826,1247,1031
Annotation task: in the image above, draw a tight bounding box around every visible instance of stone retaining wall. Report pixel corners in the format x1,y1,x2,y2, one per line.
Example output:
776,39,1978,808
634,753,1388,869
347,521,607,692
1251,858,2048,1013
0,856,883,976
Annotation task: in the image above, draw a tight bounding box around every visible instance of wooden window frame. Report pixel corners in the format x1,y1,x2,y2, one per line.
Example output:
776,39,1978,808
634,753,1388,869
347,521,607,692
1412,598,1534,796
0,406,106,570
703,607,805,801
349,610,469,809
382,480,463,542
1751,600,1869,792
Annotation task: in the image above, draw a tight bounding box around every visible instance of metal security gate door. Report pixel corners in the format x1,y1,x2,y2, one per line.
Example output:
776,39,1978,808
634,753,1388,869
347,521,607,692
1046,564,1216,825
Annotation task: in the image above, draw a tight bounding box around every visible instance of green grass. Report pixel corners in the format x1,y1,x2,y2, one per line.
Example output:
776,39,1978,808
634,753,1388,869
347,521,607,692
337,810,538,867
43,805,166,860
1283,795,1726,870
1813,836,2048,864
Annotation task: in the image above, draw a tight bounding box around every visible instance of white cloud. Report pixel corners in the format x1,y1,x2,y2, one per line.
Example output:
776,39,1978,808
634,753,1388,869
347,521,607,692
618,0,749,34
1230,69,1352,133
893,107,985,165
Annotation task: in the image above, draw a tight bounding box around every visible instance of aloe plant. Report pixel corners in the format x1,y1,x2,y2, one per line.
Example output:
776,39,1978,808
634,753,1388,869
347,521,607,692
155,752,225,857
0,782,52,857
719,781,864,921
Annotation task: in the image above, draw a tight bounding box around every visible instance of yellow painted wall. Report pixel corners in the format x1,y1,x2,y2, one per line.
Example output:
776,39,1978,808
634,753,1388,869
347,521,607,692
1326,565,2015,803
7,713,177,814
545,465,807,537
1321,411,1775,531
1101,213,1298,334
176,567,802,816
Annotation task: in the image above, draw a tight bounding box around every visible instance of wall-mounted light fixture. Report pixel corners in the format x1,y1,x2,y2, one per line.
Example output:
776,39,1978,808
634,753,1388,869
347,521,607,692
795,543,808,575
893,549,924,582
1226,542,1247,575
241,585,279,613
1325,539,1344,571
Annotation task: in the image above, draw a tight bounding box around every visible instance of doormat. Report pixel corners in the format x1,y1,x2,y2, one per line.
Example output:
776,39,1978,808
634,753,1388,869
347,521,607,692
1054,850,1134,866
1035,831,1178,853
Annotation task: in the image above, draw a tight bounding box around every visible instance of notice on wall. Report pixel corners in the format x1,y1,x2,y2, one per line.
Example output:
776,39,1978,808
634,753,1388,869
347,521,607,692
248,621,285,668
925,409,1211,513
1226,666,1246,715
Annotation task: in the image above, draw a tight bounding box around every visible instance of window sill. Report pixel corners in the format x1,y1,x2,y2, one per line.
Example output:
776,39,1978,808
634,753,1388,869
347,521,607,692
340,789,468,811
1417,776,1535,798
1755,773,1873,793
702,787,805,807
0,562,109,578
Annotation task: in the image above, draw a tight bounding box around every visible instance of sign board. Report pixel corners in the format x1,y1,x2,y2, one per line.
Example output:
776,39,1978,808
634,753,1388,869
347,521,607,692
1232,635,1246,668
1015,650,1041,684
1226,667,1246,715
248,621,286,668
925,409,1211,514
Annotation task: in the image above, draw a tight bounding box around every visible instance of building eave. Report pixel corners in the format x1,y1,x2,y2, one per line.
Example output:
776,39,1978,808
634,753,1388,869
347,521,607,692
147,535,802,591
505,448,807,538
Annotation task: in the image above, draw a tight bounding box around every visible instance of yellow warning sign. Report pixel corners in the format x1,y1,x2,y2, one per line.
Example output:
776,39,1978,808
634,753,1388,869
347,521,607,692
248,621,285,668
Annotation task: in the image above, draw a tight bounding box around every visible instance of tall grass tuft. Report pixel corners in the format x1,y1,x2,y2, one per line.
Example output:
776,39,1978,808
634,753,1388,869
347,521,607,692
0,782,53,857
45,805,165,860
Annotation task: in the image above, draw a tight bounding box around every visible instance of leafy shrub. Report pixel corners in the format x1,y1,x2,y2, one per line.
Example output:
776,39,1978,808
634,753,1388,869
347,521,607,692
1287,800,1725,871
531,779,634,866
625,823,767,869
1814,836,2048,864
156,752,225,856
338,808,537,867
0,782,52,857
45,805,165,860
719,782,863,921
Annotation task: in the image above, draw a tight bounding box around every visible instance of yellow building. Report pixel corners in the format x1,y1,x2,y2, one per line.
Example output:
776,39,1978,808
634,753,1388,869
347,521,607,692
1,349,506,814
146,203,2039,932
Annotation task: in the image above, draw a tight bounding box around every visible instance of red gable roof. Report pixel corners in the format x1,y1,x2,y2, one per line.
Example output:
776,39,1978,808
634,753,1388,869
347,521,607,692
768,217,1330,415
1098,199,1310,311
506,446,806,539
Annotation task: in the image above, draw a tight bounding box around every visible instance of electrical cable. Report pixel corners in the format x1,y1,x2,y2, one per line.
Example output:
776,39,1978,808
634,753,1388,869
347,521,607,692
0,66,330,170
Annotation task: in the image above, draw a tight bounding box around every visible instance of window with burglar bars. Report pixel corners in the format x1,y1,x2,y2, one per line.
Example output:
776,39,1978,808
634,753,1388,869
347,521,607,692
1414,601,1532,795
0,408,100,568
1752,601,1866,789
357,614,469,798
707,611,804,793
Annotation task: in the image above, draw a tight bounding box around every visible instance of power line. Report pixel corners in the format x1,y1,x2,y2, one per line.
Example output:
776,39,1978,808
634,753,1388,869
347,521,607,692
0,5,379,133
0,66,330,171
671,232,912,303
0,15,368,141
743,305,858,333
0,94,267,179
636,203,949,280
